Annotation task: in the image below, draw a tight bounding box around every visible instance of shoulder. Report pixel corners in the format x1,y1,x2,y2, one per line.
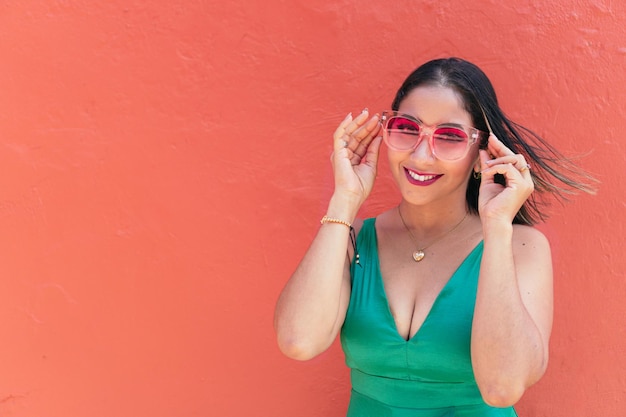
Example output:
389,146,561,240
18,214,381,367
511,224,550,251
352,218,365,235
511,224,552,272
352,207,397,236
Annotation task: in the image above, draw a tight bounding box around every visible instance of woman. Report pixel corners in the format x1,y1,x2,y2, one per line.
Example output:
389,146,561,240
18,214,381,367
274,58,594,416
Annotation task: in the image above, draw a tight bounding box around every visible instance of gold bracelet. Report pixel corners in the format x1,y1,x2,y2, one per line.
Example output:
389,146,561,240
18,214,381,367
320,215,360,265
320,215,352,228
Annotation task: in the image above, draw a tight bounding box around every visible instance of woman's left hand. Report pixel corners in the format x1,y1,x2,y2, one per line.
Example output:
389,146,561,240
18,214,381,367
478,134,534,224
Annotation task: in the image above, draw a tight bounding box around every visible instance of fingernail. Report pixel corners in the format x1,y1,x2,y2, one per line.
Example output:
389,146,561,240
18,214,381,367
361,108,368,113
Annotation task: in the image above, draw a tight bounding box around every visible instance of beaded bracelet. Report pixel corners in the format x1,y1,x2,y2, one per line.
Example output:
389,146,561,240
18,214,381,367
320,215,352,228
320,215,360,265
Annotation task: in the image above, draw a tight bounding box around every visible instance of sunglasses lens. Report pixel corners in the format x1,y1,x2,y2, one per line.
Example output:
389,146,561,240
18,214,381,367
432,127,469,160
384,116,421,150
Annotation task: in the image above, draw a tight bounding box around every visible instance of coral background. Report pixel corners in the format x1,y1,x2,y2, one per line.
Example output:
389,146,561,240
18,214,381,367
0,1,623,416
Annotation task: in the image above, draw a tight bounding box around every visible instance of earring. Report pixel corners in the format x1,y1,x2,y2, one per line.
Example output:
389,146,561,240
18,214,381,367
473,170,481,180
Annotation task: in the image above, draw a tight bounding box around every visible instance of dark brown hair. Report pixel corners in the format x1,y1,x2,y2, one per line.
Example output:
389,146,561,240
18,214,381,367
392,57,597,225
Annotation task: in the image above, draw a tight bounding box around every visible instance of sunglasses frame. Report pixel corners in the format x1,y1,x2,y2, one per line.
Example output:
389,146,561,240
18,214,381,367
380,105,492,161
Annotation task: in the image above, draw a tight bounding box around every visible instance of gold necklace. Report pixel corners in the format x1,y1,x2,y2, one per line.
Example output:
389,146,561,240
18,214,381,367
397,206,468,262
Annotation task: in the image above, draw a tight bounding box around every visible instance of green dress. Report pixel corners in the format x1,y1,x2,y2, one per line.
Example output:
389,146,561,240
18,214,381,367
340,219,517,417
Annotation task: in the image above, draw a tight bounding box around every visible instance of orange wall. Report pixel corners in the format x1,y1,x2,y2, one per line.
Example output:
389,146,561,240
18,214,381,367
0,1,623,416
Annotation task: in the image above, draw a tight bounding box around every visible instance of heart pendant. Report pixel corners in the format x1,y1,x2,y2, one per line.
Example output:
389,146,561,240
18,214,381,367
413,250,425,262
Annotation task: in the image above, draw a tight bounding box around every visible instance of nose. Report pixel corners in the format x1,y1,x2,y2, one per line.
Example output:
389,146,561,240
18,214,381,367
410,130,435,161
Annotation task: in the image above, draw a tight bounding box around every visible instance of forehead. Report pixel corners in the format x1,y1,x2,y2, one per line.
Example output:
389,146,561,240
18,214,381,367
398,85,472,126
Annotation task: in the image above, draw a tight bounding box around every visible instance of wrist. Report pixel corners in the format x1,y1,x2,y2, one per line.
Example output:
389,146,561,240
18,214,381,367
326,192,362,224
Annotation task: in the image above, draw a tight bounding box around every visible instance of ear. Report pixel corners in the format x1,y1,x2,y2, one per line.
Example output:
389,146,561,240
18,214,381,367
473,156,482,175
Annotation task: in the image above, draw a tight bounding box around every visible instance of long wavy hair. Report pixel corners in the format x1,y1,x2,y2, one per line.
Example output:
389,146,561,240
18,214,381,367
391,57,596,225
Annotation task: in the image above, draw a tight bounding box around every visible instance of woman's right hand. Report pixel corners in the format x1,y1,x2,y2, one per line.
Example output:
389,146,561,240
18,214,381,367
331,109,383,208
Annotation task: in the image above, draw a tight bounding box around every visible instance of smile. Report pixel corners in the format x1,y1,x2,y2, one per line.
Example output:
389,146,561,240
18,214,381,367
404,168,442,185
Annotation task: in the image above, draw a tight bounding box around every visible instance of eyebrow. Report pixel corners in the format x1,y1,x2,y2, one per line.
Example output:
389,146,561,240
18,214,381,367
402,113,470,129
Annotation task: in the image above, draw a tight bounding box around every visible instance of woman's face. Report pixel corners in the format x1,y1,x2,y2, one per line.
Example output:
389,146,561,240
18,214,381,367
387,85,480,208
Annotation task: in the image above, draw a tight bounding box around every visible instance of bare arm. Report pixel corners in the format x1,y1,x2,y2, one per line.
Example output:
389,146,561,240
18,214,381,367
471,135,554,406
472,223,553,406
274,110,382,360
273,195,357,360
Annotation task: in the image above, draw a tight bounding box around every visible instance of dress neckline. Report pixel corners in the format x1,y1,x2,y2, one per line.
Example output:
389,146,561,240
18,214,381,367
368,217,484,342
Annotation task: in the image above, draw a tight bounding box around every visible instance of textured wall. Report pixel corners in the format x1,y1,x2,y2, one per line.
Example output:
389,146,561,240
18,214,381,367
0,1,623,416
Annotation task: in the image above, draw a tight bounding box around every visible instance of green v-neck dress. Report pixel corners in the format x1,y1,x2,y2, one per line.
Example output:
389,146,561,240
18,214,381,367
340,218,517,417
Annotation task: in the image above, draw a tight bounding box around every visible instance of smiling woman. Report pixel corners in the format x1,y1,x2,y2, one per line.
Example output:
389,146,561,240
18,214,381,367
274,57,596,416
